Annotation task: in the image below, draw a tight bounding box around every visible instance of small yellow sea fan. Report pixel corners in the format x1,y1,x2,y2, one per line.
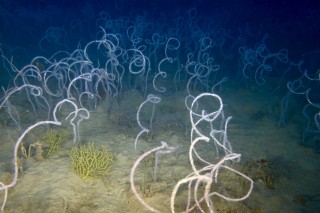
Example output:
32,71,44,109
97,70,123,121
69,142,113,180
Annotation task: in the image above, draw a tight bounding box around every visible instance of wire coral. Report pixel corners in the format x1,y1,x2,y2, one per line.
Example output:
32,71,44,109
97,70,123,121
69,142,113,180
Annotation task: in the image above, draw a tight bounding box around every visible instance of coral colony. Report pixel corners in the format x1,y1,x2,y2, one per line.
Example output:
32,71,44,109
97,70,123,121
0,23,253,213
0,1,319,212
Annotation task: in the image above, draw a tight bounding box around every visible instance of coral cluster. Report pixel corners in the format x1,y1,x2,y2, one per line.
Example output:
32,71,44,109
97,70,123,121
69,142,113,180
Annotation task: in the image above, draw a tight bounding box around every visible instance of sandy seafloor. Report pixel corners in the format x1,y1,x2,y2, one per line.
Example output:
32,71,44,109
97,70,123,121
0,79,320,213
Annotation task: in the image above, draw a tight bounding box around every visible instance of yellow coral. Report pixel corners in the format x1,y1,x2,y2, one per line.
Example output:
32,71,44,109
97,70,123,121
69,142,113,180
44,129,70,157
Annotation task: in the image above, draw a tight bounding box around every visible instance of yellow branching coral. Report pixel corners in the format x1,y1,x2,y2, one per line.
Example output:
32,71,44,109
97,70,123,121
69,142,113,180
44,129,70,157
